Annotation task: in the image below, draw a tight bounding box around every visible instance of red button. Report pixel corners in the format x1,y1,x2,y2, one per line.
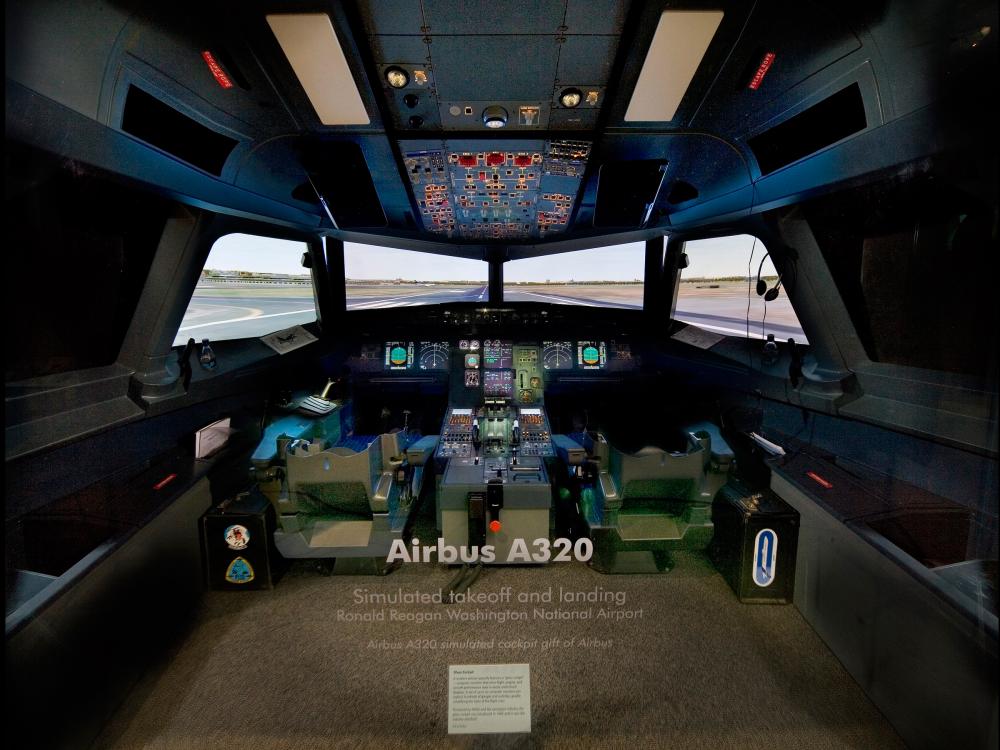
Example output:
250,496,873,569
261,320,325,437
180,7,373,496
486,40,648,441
488,520,502,533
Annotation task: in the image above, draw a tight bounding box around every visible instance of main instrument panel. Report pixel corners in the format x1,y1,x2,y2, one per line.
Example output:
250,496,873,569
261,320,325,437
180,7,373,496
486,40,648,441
383,340,451,371
362,339,634,379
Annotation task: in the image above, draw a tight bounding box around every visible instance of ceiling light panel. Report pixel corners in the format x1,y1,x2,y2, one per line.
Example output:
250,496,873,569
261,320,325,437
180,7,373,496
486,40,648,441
266,13,369,126
624,10,724,122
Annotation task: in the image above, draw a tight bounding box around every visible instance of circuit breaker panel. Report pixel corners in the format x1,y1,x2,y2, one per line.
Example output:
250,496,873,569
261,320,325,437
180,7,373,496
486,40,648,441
401,139,591,240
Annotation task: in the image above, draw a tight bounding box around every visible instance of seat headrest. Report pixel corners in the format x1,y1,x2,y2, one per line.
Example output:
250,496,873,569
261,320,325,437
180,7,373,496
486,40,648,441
633,446,667,457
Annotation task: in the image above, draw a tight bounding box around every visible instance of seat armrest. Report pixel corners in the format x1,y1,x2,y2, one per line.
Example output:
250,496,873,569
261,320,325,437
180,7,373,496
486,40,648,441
404,435,439,466
686,421,734,469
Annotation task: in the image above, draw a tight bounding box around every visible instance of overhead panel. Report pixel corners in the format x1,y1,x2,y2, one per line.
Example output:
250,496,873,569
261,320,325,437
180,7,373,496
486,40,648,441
624,10,724,122
401,139,591,240
359,0,631,132
266,13,370,126
419,0,567,34
565,0,630,34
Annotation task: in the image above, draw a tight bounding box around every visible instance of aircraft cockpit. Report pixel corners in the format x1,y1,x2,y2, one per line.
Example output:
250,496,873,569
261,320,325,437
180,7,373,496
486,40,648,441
5,0,997,748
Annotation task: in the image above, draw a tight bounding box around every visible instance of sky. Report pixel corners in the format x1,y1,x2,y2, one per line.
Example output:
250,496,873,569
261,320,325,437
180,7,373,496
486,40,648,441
681,234,777,279
204,233,776,281
205,234,311,275
344,243,488,281
504,243,645,282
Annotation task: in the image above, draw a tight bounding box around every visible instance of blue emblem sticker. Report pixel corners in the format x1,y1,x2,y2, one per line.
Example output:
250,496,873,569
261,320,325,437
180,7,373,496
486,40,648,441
224,524,250,550
225,557,255,584
752,528,778,587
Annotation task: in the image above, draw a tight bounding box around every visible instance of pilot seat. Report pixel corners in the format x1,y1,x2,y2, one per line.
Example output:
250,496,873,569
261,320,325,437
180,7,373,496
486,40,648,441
250,397,437,574
563,421,734,573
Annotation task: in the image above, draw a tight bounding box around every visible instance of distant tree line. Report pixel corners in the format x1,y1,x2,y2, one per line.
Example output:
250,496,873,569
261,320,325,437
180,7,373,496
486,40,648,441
680,275,779,283
202,269,310,280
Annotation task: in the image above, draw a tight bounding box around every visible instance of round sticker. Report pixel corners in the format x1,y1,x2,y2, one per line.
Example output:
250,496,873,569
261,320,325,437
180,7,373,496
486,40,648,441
224,524,250,550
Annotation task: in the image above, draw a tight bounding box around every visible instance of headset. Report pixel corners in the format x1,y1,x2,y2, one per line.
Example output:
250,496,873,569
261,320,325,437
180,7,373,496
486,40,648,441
755,252,783,301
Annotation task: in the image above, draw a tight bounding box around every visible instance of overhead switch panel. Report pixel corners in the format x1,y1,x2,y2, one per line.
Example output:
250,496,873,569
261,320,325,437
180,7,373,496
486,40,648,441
402,140,591,240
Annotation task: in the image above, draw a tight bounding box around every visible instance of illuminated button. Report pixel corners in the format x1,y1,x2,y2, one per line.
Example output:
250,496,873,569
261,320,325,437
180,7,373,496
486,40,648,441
488,520,502,533
559,88,583,108
385,66,409,89
482,106,508,129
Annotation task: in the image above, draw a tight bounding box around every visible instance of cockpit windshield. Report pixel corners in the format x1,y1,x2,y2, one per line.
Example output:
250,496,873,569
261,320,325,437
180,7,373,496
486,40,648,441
503,242,645,308
345,243,488,310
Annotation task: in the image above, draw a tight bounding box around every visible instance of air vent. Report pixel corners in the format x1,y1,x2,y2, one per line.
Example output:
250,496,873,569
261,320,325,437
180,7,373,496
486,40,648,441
121,87,237,176
748,83,867,175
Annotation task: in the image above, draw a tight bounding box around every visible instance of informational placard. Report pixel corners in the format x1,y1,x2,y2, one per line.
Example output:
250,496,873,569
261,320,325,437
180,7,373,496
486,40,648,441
671,325,725,350
259,325,317,354
194,417,231,458
448,663,531,734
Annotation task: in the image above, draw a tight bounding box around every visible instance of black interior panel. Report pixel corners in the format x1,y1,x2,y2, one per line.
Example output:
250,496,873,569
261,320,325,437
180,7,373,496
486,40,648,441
121,86,238,176
305,141,387,228
593,160,667,227
748,83,867,175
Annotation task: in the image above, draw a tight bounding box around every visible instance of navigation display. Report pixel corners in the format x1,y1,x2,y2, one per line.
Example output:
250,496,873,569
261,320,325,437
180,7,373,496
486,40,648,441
418,341,450,370
541,341,574,370
576,341,607,370
482,370,514,398
482,339,513,369
384,341,414,370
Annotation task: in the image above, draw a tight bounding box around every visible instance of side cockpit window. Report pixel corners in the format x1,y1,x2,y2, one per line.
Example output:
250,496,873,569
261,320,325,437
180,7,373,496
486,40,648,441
676,235,808,344
173,234,315,346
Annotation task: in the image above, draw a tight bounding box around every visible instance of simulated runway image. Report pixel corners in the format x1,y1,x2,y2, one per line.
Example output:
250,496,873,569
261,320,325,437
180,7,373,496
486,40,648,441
174,280,806,345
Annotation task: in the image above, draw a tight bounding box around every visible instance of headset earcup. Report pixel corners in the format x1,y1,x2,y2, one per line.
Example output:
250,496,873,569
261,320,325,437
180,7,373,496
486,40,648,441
756,279,767,296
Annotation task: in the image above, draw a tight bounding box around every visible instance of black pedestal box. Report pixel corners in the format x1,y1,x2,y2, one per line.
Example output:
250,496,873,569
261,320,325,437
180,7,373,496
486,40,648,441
710,481,799,603
201,490,285,590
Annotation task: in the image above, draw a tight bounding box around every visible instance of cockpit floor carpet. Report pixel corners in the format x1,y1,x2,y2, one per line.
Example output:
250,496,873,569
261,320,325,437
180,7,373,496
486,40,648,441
91,553,904,750
616,514,682,541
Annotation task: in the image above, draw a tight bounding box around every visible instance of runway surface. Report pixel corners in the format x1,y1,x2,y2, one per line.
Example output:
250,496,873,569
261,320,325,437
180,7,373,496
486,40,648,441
174,284,805,344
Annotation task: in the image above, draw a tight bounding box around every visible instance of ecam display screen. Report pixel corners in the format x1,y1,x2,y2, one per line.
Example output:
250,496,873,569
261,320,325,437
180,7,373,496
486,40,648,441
483,339,513,369
482,369,514,397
